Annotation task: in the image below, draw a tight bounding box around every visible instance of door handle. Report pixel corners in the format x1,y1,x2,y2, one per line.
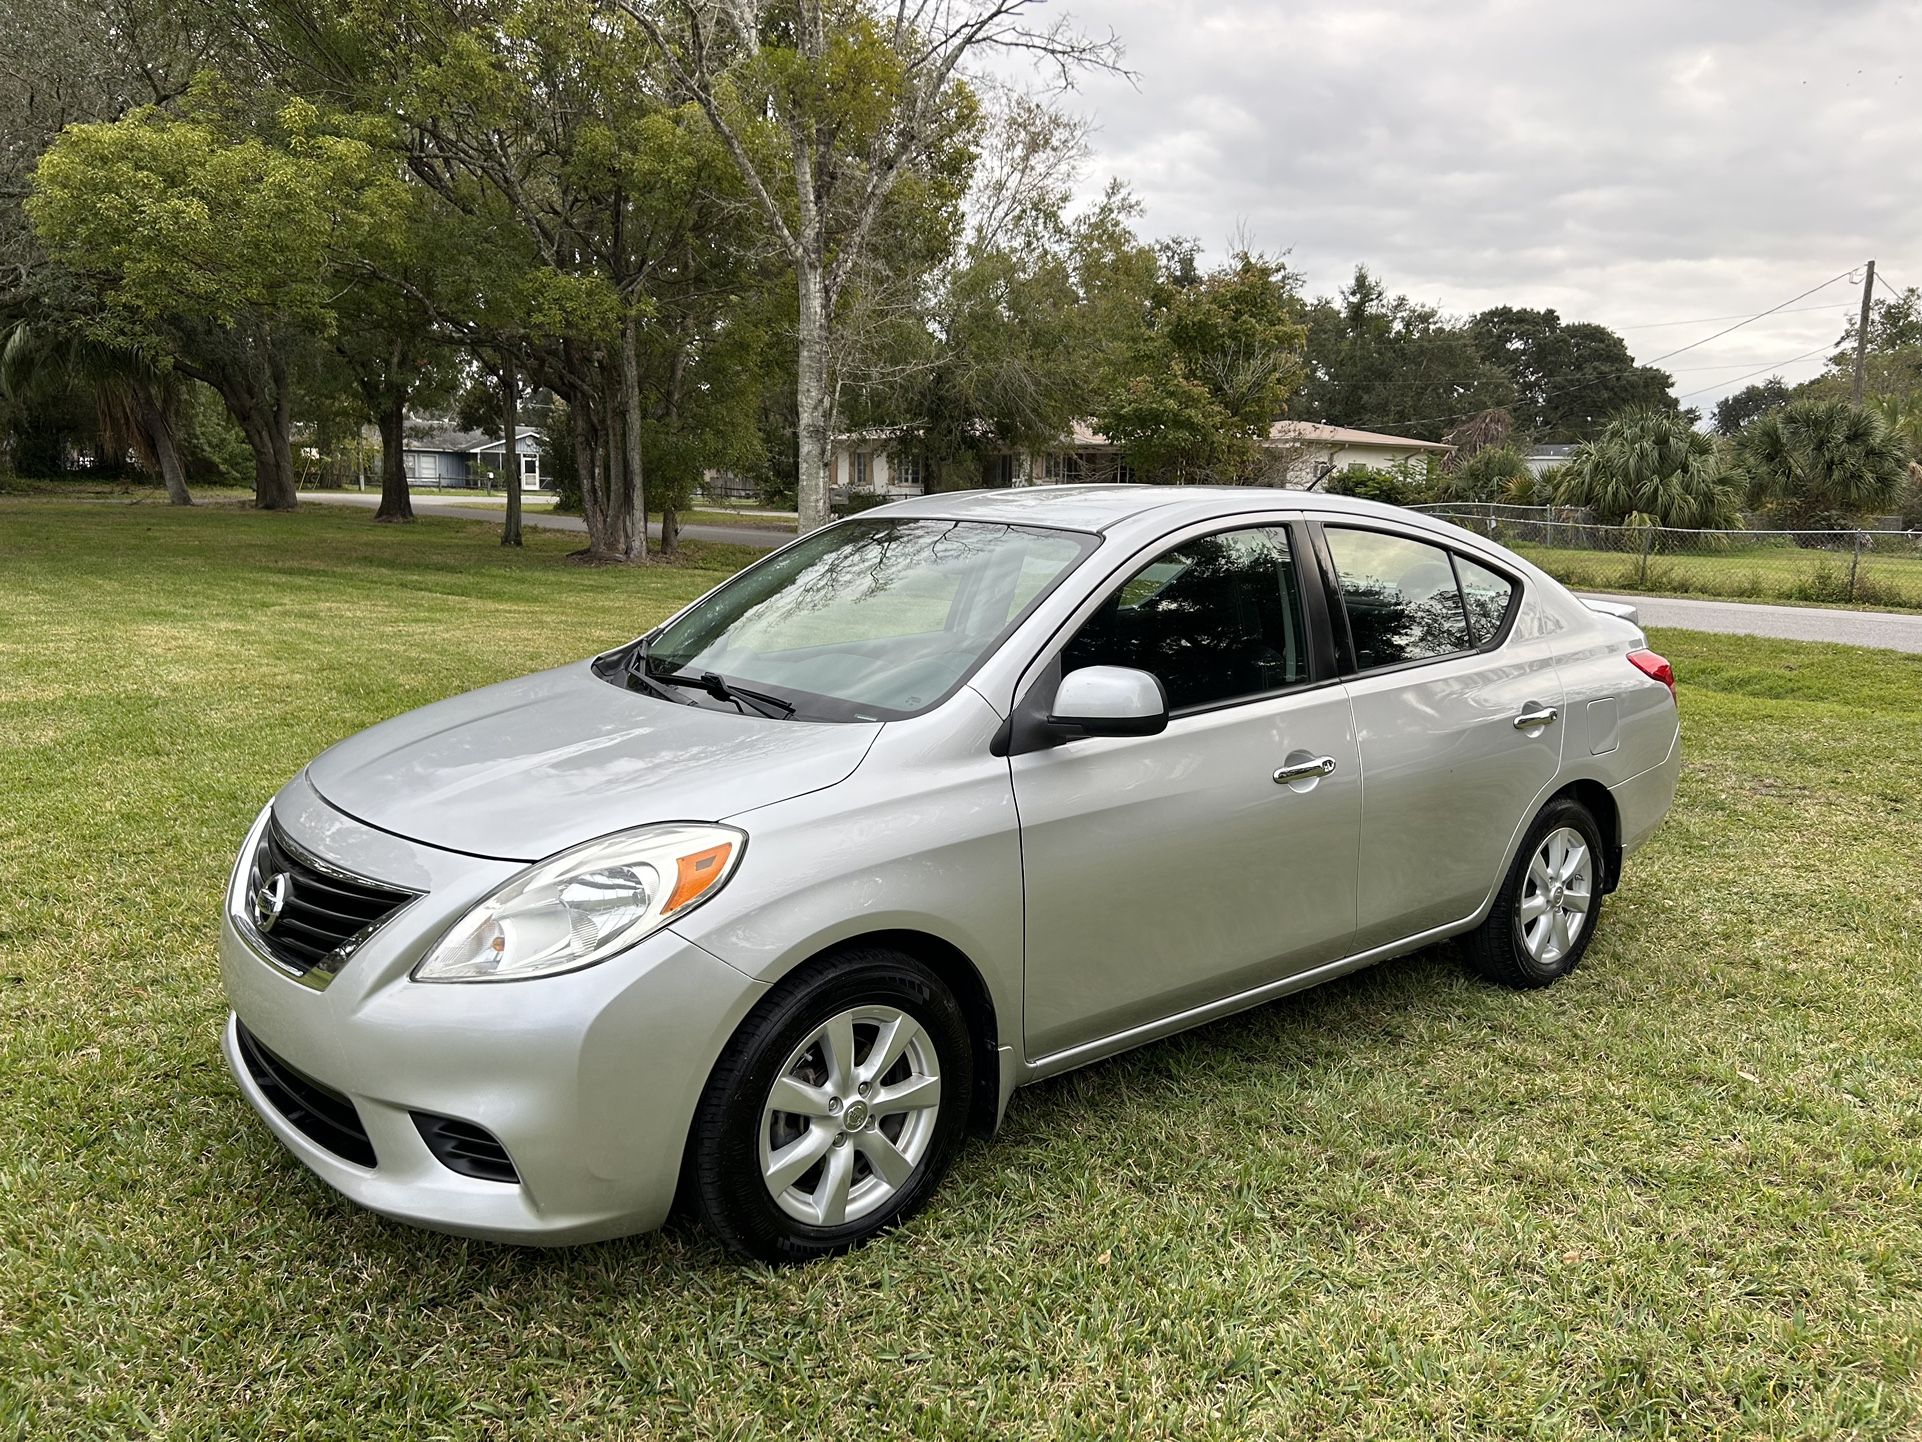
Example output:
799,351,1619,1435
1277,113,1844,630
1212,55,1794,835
1273,756,1338,785
1513,706,1559,730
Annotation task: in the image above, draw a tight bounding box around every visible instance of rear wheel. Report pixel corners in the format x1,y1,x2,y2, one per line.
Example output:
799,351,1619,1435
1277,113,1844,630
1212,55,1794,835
1463,797,1604,988
687,948,972,1263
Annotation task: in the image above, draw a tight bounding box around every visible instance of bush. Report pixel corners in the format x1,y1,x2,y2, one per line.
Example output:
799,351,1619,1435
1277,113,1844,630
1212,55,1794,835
1899,462,1922,531
1433,445,1529,503
1324,464,1413,506
173,383,252,486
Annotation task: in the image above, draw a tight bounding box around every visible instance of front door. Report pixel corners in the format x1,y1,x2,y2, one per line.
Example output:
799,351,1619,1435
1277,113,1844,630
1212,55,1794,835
1319,524,1565,948
1011,524,1362,1060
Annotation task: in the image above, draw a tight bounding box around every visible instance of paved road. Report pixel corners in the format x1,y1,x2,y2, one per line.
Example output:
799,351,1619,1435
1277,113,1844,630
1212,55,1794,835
305,494,1922,653
302,490,797,550
1582,591,1922,654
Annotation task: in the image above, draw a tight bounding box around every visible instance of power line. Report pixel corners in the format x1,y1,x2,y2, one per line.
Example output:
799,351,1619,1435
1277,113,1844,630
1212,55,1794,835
1673,345,1834,403
1637,268,1859,368
1616,303,1853,330
1351,267,1864,434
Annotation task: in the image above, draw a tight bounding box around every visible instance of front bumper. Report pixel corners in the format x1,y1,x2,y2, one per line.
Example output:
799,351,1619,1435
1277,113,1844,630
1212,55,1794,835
219,780,768,1245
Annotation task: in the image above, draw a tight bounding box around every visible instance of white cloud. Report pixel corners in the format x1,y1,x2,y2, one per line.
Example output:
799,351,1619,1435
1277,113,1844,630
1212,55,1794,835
1021,0,1922,411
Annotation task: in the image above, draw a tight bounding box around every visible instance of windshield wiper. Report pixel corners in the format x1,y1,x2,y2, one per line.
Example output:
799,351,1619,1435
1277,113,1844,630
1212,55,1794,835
621,642,686,703
648,667,797,719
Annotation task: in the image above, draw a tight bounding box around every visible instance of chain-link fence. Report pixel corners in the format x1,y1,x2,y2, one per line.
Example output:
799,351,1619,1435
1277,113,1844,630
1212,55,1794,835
1414,503,1922,610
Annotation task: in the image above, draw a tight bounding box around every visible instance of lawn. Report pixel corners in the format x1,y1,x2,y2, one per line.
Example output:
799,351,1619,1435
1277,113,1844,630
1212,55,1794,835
1510,539,1922,610
5,499,1922,1439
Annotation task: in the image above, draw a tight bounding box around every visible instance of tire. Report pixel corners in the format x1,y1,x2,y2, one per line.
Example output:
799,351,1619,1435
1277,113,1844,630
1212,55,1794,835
1463,797,1606,989
687,947,973,1263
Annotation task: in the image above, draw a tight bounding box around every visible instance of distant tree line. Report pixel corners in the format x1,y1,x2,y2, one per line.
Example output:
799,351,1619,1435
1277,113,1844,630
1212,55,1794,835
15,0,1890,564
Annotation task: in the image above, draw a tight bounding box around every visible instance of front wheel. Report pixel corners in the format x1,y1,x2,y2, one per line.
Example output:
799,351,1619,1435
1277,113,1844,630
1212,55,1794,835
1463,798,1605,988
686,948,973,1263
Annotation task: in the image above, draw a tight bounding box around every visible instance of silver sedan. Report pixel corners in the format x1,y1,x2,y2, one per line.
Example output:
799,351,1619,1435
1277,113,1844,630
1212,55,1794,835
219,486,1680,1261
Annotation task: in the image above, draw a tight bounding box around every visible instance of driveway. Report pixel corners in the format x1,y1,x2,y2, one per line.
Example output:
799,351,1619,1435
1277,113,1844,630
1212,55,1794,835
301,490,797,551
1582,592,1922,655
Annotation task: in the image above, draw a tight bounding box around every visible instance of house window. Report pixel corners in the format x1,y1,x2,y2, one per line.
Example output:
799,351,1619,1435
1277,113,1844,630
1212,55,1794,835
894,453,923,490
852,452,871,490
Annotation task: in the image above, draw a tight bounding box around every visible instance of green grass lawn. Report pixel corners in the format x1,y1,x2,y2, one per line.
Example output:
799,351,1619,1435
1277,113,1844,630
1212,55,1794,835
5,500,1922,1439
1512,539,1922,610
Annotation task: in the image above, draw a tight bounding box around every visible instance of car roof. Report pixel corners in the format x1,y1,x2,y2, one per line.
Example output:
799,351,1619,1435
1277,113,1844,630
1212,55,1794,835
871,484,1419,533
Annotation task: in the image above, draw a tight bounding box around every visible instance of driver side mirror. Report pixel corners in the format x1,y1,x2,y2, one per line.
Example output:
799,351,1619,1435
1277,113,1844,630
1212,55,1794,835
1047,665,1169,738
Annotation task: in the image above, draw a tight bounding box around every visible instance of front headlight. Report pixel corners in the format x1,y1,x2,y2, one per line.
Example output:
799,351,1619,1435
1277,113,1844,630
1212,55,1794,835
414,823,745,983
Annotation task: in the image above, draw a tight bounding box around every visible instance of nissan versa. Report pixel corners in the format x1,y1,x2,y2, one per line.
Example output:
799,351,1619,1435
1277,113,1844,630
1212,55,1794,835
220,486,1680,1262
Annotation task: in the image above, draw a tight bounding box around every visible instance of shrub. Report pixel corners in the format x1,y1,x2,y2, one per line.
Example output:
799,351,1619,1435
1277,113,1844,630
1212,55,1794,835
1432,445,1528,503
1324,464,1414,506
1554,407,1741,528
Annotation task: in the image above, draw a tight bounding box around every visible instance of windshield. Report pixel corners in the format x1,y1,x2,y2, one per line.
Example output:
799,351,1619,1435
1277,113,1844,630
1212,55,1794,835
640,518,1095,721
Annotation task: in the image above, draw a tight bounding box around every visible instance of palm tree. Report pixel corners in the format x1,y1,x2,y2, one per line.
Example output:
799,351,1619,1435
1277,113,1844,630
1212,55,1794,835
1553,406,1740,529
0,320,193,504
1868,393,1922,459
1740,397,1908,531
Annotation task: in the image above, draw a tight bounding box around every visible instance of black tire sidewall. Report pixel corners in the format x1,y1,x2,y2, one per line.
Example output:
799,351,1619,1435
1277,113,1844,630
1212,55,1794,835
692,951,973,1262
1480,798,1606,986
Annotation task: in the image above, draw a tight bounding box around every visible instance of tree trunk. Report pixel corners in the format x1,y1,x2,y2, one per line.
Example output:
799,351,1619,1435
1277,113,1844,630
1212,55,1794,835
661,507,680,552
229,402,298,511
501,359,522,547
133,380,192,505
795,259,832,533
374,399,413,522
575,395,606,544
619,318,647,561
263,345,299,509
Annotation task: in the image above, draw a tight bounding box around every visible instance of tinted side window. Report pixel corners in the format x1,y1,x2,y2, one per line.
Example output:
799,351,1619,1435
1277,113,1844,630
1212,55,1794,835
1454,555,1516,644
1064,527,1307,710
1325,527,1471,671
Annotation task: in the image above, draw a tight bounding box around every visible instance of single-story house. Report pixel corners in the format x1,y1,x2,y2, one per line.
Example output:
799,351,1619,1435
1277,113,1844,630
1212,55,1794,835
401,425,546,489
829,420,1450,499
1523,443,1578,478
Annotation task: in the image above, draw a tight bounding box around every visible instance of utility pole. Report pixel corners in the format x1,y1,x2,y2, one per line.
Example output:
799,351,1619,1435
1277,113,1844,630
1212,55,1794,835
1851,258,1876,405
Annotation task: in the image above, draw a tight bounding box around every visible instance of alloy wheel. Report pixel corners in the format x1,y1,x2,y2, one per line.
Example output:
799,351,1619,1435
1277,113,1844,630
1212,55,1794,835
758,1005,942,1226
1517,825,1594,966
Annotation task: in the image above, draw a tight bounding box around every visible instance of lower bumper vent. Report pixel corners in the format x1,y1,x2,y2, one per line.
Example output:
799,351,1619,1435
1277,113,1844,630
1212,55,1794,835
235,1021,377,1168
413,1113,520,1184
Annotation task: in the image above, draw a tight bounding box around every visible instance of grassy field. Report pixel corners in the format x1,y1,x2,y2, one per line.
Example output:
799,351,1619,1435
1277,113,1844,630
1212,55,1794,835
1511,539,1922,610
5,500,1922,1439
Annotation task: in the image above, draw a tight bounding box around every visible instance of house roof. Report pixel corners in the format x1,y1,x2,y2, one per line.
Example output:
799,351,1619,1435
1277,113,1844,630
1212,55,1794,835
466,427,544,453
403,426,490,454
401,424,543,454
1268,421,1451,451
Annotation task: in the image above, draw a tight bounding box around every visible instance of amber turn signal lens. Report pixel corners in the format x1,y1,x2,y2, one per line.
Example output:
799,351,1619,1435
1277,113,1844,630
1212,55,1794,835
666,843,735,913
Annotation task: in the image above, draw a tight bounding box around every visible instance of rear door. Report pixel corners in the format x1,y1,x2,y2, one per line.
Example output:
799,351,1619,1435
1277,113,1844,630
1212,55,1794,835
1010,519,1362,1060
1315,523,1564,949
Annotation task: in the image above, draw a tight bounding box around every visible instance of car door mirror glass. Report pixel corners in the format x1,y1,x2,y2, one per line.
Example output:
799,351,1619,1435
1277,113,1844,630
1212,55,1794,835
1047,666,1169,737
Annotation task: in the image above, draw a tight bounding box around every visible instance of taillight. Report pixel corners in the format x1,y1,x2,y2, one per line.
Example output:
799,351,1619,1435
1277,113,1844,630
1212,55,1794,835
1628,648,1674,698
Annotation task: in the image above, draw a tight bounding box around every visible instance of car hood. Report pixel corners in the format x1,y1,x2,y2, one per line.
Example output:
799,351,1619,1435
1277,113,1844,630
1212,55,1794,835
305,661,881,862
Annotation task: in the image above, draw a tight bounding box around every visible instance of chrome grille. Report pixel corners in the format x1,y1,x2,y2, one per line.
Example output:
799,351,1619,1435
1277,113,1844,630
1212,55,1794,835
243,821,417,981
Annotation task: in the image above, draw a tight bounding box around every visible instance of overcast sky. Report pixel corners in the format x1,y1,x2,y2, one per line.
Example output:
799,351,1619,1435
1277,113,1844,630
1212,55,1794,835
1036,0,1922,417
